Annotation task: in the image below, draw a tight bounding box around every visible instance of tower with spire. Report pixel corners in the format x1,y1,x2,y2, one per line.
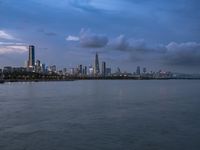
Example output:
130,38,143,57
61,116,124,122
94,52,100,76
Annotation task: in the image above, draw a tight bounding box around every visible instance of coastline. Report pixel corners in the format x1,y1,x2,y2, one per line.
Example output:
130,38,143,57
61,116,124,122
1,77,200,83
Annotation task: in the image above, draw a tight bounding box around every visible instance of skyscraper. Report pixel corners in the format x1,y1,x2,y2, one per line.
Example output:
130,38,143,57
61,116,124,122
94,52,100,76
78,64,83,75
35,60,41,73
28,45,35,67
143,67,147,74
136,66,141,75
102,61,106,77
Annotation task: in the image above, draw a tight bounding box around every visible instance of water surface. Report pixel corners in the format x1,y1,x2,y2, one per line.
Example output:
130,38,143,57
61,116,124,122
0,80,200,150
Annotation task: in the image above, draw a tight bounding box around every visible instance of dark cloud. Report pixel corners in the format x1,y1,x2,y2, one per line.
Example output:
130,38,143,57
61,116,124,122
79,29,109,48
66,29,109,48
164,42,200,66
66,30,200,67
108,35,129,51
109,35,166,54
109,36,200,67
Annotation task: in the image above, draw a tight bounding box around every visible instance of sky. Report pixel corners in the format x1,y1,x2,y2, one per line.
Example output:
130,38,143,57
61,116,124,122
0,0,200,73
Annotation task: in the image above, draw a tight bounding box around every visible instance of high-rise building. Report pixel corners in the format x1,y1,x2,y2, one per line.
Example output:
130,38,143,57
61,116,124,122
89,65,94,76
78,64,83,75
36,60,41,67
35,60,41,72
116,67,121,74
28,45,35,67
41,64,46,73
70,68,75,75
94,53,100,76
143,67,147,74
102,61,106,77
106,68,111,76
48,65,56,73
83,66,87,75
136,66,141,75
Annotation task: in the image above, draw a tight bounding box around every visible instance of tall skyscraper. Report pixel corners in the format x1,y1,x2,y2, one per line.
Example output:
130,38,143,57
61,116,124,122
83,66,87,75
78,64,83,75
136,66,141,75
28,45,35,67
94,52,100,75
102,61,106,77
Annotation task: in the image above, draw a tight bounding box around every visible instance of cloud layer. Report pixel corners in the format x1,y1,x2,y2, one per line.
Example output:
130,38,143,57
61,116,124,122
66,29,108,48
0,45,28,54
66,29,200,67
164,42,200,66
0,30,27,54
0,30,15,40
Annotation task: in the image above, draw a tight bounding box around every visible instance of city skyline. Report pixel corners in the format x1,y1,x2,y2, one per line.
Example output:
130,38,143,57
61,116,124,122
0,0,200,73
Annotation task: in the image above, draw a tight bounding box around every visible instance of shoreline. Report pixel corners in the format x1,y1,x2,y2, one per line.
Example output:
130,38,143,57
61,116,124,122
1,77,200,83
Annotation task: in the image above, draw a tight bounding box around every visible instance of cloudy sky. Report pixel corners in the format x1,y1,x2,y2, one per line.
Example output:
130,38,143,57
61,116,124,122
0,0,200,73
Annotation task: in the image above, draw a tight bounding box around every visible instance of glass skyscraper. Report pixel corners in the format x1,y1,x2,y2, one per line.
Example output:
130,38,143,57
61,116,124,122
28,45,35,67
102,61,106,77
94,53,100,75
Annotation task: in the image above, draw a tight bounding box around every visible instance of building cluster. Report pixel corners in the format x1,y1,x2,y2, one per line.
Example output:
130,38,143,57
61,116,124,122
0,45,178,79
65,53,112,77
0,45,112,77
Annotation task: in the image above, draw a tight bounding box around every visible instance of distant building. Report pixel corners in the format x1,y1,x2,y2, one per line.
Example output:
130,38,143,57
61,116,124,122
28,45,35,68
106,68,111,76
35,60,41,72
12,67,26,72
89,65,94,76
63,68,67,74
94,53,100,76
78,64,83,75
143,67,147,74
41,64,46,73
116,67,121,74
83,66,87,75
136,66,140,75
3,66,13,73
101,61,106,77
70,68,75,75
0,69,3,79
48,65,56,73
36,60,40,67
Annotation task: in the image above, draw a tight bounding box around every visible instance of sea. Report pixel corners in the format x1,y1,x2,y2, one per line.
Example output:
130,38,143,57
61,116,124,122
0,80,200,150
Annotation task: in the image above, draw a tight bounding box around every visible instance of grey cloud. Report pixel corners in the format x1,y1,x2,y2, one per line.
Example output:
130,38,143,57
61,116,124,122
129,41,200,67
66,29,108,48
66,29,200,67
80,35,108,48
109,35,165,53
78,29,109,48
164,42,200,66
109,36,200,67
108,35,130,51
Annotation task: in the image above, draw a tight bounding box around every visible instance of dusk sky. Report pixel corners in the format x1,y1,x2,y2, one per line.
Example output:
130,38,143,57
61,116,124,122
0,0,200,73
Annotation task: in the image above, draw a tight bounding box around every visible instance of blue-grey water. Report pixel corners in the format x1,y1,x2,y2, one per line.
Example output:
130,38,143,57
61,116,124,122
0,80,200,150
